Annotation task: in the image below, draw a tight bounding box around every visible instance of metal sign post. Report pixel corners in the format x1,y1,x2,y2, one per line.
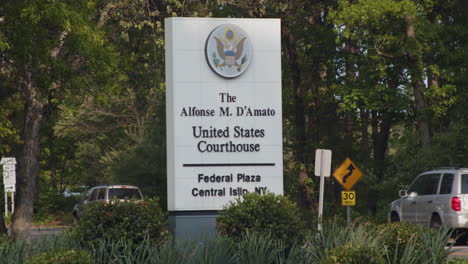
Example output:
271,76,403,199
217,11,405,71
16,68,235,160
4,192,7,217
314,149,332,232
341,190,356,224
347,206,350,225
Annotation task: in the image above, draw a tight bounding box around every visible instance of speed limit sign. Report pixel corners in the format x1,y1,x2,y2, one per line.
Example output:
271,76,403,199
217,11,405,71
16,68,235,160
341,190,356,206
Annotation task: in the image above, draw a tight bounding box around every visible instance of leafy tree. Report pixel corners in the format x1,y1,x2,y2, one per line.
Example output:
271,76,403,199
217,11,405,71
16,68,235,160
0,0,119,239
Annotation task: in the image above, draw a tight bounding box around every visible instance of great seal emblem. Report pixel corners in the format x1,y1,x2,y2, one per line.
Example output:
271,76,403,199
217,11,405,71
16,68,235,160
205,24,252,78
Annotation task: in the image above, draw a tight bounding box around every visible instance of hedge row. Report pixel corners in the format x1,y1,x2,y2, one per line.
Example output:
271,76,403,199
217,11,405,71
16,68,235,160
0,193,455,263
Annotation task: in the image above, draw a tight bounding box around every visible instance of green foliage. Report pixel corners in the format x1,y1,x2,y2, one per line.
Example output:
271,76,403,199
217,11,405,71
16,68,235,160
378,221,424,260
34,182,81,223
449,258,468,264
304,221,452,264
89,232,309,264
322,243,385,264
0,235,27,264
0,221,455,264
27,249,94,264
306,221,383,263
217,193,306,245
388,121,468,191
73,198,169,245
0,94,22,155
378,221,452,263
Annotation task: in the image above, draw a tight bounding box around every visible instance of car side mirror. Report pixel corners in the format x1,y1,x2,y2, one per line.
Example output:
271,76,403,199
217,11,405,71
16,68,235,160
399,190,407,197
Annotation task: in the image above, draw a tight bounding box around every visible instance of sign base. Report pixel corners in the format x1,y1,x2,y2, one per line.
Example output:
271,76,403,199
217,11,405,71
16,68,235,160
169,211,218,241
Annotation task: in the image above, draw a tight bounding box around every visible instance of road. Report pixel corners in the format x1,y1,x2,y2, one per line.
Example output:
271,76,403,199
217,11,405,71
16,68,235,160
450,246,468,259
30,226,67,240
6,226,68,241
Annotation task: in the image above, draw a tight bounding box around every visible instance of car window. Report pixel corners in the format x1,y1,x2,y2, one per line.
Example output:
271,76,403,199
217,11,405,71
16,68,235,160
439,173,454,194
408,175,425,195
87,189,98,201
97,188,106,200
461,174,468,194
108,188,142,200
421,173,440,195
408,174,440,196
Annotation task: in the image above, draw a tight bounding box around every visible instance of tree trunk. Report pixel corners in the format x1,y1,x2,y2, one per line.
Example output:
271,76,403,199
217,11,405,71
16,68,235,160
283,26,306,164
0,203,7,234
405,15,431,149
360,110,370,158
343,39,358,156
462,0,468,24
282,24,313,212
373,115,391,181
11,72,45,240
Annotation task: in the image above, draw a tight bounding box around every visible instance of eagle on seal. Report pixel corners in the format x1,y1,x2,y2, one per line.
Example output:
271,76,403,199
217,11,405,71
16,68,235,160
214,36,247,72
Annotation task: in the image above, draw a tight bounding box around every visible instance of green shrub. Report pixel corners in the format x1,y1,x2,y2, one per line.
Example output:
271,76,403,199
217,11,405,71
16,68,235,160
306,222,383,263
217,193,306,245
321,243,385,264
0,235,27,264
27,249,94,264
73,197,169,245
449,258,468,264
34,184,82,223
378,221,427,260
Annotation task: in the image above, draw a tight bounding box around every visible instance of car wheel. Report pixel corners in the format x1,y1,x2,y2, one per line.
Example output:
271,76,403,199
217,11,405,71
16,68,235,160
390,212,400,222
430,214,442,230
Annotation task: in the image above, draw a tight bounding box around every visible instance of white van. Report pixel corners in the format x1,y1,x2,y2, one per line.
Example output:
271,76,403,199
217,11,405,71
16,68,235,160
389,168,468,233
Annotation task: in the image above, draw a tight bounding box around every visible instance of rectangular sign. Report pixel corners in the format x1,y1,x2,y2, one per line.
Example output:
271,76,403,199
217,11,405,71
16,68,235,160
314,149,332,177
341,190,356,206
3,164,15,171
165,18,283,211
5,185,15,192
3,170,15,185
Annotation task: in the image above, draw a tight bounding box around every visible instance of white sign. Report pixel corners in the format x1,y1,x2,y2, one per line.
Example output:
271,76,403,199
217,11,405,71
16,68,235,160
1,157,16,193
4,185,15,192
165,18,283,211
1,157,16,165
3,170,15,185
314,149,332,177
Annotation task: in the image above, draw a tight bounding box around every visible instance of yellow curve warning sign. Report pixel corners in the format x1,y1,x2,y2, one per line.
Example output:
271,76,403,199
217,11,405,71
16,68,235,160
333,158,363,190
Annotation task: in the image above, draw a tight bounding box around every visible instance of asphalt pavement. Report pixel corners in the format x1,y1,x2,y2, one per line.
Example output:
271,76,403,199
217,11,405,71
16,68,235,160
30,226,67,240
450,245,468,259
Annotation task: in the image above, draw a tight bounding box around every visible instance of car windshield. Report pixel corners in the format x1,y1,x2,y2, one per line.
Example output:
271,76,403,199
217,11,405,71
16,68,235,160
462,174,468,194
108,188,142,200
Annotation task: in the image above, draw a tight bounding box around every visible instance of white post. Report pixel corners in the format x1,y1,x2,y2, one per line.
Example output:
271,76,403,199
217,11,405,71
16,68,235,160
315,149,331,232
318,168,325,231
4,192,7,217
11,192,14,214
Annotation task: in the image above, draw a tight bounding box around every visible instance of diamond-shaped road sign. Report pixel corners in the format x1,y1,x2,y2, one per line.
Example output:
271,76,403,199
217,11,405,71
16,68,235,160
333,158,363,190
